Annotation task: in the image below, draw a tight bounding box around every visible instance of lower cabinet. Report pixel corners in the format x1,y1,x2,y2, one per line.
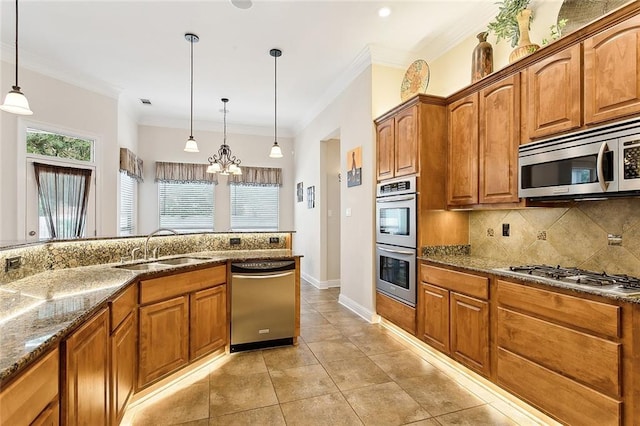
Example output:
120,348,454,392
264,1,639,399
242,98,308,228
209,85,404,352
190,285,227,360
63,308,110,426
376,291,416,335
0,348,59,426
418,264,490,377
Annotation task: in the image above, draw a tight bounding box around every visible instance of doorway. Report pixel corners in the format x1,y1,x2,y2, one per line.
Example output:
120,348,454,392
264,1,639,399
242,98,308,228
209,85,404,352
324,138,341,287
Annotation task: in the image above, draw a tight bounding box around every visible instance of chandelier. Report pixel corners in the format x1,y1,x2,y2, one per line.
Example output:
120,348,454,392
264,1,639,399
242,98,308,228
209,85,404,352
207,98,242,175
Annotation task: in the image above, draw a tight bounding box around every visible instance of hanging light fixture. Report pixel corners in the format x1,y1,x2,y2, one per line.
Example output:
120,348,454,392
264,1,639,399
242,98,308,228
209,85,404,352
207,98,242,175
0,0,33,115
269,48,283,158
183,33,199,152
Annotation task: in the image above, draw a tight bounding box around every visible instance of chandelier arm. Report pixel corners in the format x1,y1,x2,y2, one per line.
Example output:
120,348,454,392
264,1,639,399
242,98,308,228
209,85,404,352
14,0,19,88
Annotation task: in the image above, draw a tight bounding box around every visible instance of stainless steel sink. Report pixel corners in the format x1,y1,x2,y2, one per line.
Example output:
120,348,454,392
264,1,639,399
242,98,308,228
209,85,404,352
115,262,167,271
155,257,208,265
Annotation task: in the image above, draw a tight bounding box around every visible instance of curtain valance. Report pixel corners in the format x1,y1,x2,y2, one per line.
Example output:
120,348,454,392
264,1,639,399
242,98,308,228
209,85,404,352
229,166,282,186
155,161,218,184
119,148,144,182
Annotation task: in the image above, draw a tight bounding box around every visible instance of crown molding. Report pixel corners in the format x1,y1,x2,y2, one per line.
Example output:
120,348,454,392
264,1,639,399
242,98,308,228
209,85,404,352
138,115,294,138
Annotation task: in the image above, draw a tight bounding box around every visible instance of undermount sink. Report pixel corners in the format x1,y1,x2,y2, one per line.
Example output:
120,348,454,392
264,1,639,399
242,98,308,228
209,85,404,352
115,262,167,271
155,257,208,265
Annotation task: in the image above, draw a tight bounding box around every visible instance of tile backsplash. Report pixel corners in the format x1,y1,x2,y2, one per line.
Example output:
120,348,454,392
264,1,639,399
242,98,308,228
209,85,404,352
469,198,640,276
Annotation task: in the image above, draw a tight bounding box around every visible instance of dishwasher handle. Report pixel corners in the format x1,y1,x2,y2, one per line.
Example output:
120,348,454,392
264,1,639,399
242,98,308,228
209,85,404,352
232,271,295,280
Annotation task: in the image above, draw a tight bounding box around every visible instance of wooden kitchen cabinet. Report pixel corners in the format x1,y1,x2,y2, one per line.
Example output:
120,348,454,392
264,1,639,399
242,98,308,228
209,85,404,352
63,308,110,426
376,116,395,180
524,44,582,141
190,284,227,360
418,264,490,376
138,295,189,388
584,14,640,125
375,104,418,180
447,93,479,206
0,348,59,426
479,74,520,204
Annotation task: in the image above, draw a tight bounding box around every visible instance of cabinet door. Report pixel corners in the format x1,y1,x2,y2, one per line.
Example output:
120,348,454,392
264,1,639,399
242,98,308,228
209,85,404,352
417,282,450,353
376,117,395,180
450,292,489,376
479,74,520,204
31,401,59,426
190,285,227,360
64,308,109,426
394,105,419,177
138,296,189,388
111,311,136,426
448,93,479,205
584,14,640,125
526,44,582,139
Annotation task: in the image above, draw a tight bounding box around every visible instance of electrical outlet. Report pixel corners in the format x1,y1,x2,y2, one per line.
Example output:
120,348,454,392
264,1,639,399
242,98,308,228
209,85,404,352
230,237,241,245
502,223,510,237
269,237,279,244
5,256,21,272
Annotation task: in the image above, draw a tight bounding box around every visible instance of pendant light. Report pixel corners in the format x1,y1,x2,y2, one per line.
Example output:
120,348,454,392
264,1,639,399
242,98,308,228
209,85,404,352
269,48,283,158
0,0,33,115
207,98,242,175
183,33,199,152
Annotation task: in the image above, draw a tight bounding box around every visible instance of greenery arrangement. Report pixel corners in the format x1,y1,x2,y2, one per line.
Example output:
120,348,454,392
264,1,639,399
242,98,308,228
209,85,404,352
487,0,531,48
27,132,92,162
542,18,568,45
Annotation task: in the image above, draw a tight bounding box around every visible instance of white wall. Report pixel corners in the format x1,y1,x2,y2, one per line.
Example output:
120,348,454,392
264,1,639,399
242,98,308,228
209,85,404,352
325,138,340,282
0,62,120,240
137,125,294,234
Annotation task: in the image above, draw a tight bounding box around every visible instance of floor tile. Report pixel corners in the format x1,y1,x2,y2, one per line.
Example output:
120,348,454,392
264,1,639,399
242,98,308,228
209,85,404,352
403,420,440,426
269,363,338,403
320,309,361,324
309,300,345,312
132,382,210,425
348,330,407,355
261,342,319,371
333,320,380,337
397,371,485,416
300,311,331,326
302,293,338,304
369,350,437,381
435,404,518,425
208,405,286,425
307,337,366,363
322,356,392,391
300,323,344,343
209,371,278,417
280,392,363,425
211,350,267,377
343,382,432,426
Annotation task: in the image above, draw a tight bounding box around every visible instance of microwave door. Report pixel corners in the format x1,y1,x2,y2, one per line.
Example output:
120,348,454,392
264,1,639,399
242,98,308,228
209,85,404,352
618,135,640,191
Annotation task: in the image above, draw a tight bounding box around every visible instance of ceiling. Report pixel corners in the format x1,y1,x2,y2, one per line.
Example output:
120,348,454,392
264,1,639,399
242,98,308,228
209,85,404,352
0,0,501,136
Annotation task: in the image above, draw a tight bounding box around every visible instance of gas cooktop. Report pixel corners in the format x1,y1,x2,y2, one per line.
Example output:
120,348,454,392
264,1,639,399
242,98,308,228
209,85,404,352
497,264,640,297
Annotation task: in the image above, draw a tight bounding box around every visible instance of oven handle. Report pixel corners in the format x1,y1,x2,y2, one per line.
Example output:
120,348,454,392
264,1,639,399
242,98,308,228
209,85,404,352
597,141,609,192
378,246,415,256
376,195,415,203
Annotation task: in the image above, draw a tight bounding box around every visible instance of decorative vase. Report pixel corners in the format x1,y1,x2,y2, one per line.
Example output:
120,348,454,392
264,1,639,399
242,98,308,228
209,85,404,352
471,32,493,83
509,9,540,63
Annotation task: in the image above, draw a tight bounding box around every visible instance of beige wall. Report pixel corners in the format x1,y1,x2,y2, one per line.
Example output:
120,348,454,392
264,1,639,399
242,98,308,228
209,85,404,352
325,138,341,282
137,125,294,234
469,199,640,276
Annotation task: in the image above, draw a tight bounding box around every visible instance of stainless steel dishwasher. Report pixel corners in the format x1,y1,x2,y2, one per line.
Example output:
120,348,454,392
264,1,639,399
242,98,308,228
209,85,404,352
230,260,296,352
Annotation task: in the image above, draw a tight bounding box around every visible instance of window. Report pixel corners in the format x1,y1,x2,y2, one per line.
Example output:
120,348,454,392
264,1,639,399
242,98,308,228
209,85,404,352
230,184,279,230
159,182,214,231
27,128,93,162
119,172,136,236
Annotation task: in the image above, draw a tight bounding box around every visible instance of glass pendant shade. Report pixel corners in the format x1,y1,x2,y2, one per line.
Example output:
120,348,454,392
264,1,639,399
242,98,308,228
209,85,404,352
206,162,221,173
269,142,283,158
0,87,32,115
184,136,199,152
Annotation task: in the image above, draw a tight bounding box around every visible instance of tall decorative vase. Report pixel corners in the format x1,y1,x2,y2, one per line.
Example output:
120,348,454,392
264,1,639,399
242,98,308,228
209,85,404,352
509,9,540,63
471,32,493,83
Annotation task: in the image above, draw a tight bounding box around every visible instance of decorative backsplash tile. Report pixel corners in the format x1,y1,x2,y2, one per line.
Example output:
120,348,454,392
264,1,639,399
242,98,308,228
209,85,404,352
469,198,640,276
0,232,290,284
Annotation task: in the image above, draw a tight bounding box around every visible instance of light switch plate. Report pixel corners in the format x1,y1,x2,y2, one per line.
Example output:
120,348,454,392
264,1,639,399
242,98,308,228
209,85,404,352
345,208,352,217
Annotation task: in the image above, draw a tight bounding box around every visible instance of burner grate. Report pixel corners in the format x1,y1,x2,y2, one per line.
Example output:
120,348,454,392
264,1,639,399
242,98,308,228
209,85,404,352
508,265,640,289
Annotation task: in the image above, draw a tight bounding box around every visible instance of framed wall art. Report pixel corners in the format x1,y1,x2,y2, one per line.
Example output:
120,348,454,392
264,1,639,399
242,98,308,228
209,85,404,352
347,146,362,187
307,186,315,209
296,182,304,202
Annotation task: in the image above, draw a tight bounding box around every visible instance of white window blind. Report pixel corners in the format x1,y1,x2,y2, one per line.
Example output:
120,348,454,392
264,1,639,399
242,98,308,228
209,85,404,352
119,171,136,236
159,182,214,231
230,184,279,230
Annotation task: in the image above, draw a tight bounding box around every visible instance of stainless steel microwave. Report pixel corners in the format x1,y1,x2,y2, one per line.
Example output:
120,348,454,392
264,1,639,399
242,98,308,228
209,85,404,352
519,119,640,200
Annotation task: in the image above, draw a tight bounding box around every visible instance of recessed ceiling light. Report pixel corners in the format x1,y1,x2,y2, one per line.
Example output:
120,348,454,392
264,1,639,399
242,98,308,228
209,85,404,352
230,0,252,9
378,7,391,18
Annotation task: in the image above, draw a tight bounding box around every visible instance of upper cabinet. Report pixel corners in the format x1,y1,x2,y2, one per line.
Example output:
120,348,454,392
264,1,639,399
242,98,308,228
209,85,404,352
375,104,419,180
448,93,479,206
584,14,640,125
524,44,582,141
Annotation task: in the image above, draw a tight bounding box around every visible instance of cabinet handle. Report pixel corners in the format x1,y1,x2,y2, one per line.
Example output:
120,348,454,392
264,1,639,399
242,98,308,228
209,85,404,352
232,271,294,280
378,247,414,256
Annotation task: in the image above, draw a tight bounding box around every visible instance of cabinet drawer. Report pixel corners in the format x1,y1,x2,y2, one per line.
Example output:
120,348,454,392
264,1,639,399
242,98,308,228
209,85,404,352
497,280,620,338
110,283,137,332
140,264,226,305
421,265,488,299
498,307,621,397
376,292,416,335
0,348,59,425
497,348,621,426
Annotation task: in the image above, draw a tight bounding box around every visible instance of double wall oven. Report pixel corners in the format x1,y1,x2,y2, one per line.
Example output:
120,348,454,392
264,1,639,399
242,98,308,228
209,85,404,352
375,176,417,307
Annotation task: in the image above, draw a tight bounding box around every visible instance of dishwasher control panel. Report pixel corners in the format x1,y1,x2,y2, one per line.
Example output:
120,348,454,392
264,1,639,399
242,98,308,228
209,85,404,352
231,260,295,273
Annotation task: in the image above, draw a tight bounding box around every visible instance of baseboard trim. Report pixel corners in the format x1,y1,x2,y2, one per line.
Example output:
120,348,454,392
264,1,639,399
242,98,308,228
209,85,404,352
338,293,376,323
301,273,340,290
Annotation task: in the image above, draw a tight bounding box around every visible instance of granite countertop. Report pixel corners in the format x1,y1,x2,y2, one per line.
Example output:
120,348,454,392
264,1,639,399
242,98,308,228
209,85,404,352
419,254,640,305
0,249,300,385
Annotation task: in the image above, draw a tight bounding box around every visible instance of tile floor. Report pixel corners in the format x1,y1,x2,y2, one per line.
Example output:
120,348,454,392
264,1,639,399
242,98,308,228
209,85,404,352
122,281,557,426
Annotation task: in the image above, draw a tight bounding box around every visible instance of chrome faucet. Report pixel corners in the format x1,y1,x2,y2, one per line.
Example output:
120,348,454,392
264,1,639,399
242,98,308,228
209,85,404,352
144,228,178,259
